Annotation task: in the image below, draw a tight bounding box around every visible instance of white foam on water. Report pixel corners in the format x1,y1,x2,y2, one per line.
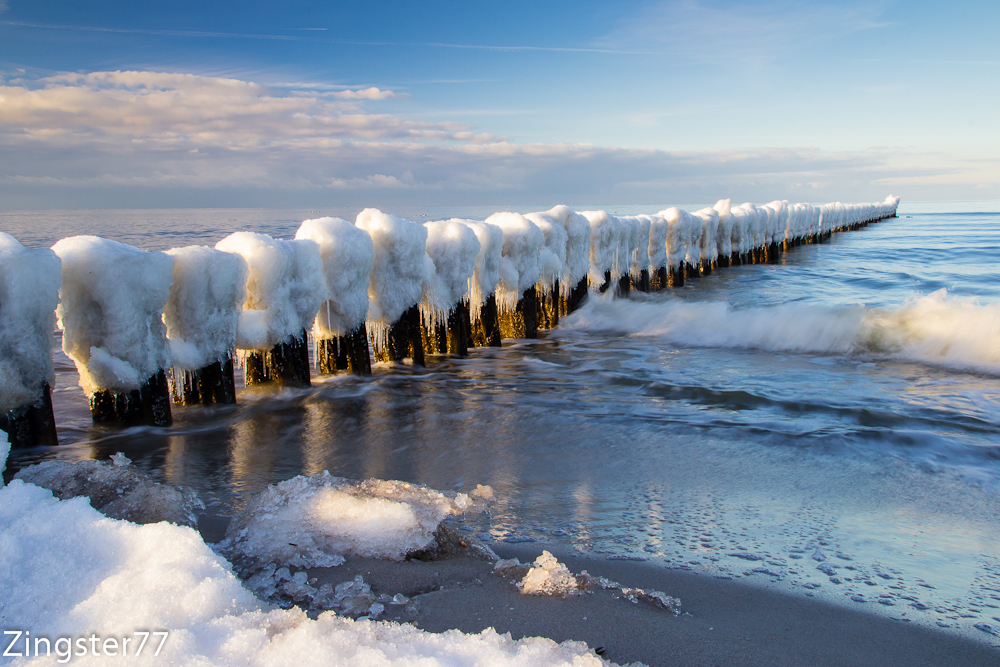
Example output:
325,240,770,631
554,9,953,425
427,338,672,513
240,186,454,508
559,289,1000,374
0,479,614,667
52,236,174,395
0,234,61,412
295,217,374,337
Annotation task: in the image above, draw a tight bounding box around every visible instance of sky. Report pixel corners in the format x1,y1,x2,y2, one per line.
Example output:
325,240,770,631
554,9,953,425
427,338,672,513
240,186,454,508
1,0,998,209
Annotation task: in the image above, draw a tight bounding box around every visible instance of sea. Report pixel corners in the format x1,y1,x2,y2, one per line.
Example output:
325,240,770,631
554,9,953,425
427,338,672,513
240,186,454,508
3,201,1000,644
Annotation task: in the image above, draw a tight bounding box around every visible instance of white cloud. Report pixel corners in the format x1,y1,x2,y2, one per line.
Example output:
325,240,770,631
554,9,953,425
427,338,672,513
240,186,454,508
0,69,991,208
0,1,7,14
331,87,403,100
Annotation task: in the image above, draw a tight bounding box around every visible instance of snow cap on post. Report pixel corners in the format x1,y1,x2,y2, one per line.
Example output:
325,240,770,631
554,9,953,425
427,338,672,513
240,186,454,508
52,236,174,395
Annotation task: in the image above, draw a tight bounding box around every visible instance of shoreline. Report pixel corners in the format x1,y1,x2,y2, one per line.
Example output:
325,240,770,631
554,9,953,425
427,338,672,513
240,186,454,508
303,539,1000,667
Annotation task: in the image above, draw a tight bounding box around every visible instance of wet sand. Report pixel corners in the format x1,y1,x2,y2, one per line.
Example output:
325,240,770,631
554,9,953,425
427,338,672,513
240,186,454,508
307,541,1000,667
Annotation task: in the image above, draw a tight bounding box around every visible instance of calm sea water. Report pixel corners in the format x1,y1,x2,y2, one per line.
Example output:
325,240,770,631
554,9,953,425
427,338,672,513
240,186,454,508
3,201,1000,643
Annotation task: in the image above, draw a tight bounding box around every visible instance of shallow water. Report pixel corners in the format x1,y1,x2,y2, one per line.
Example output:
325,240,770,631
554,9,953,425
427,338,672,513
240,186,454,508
3,201,1000,644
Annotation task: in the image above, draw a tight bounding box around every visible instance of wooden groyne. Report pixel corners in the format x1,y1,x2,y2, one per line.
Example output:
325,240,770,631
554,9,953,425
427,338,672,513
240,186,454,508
0,196,900,445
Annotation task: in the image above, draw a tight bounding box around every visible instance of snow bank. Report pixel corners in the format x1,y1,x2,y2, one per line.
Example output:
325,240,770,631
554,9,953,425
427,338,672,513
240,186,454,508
356,209,433,343
295,217,374,338
581,210,620,285
421,220,480,324
13,453,202,527
215,232,325,350
0,480,614,667
485,212,543,312
524,211,568,296
163,246,247,371
0,234,61,413
52,236,173,395
455,220,503,320
220,472,494,575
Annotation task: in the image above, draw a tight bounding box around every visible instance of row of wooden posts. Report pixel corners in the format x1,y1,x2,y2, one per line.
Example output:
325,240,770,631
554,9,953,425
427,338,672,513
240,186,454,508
1,210,896,449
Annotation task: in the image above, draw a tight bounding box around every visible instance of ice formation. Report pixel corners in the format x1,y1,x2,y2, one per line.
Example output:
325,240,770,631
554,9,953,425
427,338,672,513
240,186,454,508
692,208,720,265
294,217,375,337
485,212,544,312
13,453,203,527
0,430,8,482
215,232,325,350
421,219,480,324
220,471,494,574
356,208,433,340
0,479,615,667
615,215,643,281
659,207,688,271
535,205,591,296
163,245,247,371
0,234,61,413
518,551,581,597
642,214,667,275
524,210,569,295
455,219,503,320
581,210,621,286
713,200,734,260
52,236,174,395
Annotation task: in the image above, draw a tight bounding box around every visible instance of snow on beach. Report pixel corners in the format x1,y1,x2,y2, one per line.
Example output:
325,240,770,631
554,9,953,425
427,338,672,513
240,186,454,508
0,438,626,667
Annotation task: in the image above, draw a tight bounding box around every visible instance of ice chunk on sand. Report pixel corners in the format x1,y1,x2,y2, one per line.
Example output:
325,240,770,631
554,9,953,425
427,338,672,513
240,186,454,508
13,455,203,526
421,219,480,325
454,219,503,320
295,217,374,337
0,233,61,413
486,212,544,312
0,480,617,667
220,472,494,574
163,245,247,371
356,208,434,344
519,550,581,597
620,587,682,615
216,232,325,350
52,236,173,395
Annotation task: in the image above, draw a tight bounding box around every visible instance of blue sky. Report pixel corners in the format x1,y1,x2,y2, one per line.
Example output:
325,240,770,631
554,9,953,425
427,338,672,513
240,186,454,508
1,0,998,208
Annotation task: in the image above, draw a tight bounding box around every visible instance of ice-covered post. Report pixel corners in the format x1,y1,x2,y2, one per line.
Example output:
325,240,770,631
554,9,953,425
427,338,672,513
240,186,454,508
215,233,324,388
356,209,432,365
713,200,734,269
631,215,652,292
421,220,480,356
487,212,543,339
295,218,374,375
52,237,174,427
0,234,61,447
524,210,567,329
693,208,719,275
163,246,247,405
645,213,669,290
582,210,620,294
460,220,503,348
660,207,687,286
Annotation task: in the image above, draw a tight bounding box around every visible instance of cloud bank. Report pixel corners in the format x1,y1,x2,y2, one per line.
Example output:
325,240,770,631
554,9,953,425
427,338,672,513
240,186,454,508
0,69,989,208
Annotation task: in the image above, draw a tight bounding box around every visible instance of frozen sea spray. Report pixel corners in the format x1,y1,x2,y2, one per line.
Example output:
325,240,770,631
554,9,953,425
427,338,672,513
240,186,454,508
53,236,174,396
582,210,621,289
486,212,543,313
422,219,480,323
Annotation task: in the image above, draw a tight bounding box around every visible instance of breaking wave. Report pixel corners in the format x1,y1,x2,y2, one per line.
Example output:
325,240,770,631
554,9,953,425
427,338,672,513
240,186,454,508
561,289,1000,374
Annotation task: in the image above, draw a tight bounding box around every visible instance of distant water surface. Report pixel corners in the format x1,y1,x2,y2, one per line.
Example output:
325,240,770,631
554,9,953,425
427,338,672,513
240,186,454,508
3,201,1000,645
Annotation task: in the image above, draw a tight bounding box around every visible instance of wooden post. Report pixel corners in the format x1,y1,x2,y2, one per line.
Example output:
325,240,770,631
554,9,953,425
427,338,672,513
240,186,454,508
172,355,237,406
560,277,588,316
617,273,632,296
498,286,538,339
91,370,172,427
374,305,425,366
669,265,685,287
243,329,311,387
537,282,560,330
317,324,372,375
649,266,668,291
471,293,502,348
0,383,58,448
447,302,471,357
632,269,651,292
